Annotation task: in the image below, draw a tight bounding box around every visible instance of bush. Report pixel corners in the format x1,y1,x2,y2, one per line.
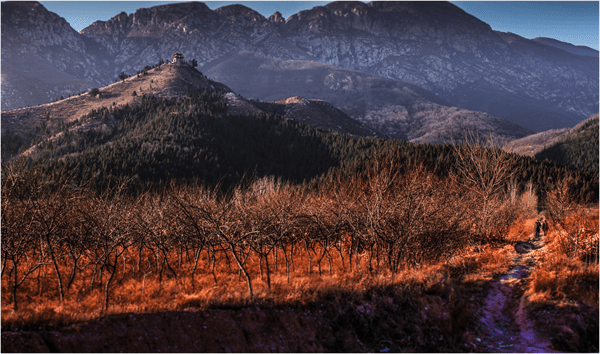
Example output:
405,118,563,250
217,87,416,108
89,88,100,98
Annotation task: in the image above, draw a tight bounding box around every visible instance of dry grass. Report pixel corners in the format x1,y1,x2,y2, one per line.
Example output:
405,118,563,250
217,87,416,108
525,209,599,307
1,234,515,332
522,207,599,352
2,63,209,140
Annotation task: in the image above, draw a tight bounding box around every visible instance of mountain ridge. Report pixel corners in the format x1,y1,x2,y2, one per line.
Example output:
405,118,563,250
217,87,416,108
202,51,532,144
2,1,598,134
2,61,383,152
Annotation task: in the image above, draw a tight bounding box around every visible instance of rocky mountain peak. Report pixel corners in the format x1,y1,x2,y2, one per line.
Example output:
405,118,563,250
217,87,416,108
268,11,285,23
82,2,214,36
214,4,266,21
284,0,498,49
131,1,213,27
2,1,597,135
1,1,83,49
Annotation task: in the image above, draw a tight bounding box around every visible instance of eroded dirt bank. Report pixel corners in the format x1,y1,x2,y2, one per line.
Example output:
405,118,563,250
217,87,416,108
1,281,483,353
2,307,342,352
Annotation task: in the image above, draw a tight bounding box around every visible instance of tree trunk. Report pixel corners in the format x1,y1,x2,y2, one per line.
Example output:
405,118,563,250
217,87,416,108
228,243,253,298
104,267,115,311
47,237,64,302
304,239,311,274
264,249,271,291
210,246,218,285
282,244,290,284
273,247,277,273
12,262,18,311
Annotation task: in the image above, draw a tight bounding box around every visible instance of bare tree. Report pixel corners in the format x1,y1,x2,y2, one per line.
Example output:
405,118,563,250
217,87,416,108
77,179,135,311
452,132,520,240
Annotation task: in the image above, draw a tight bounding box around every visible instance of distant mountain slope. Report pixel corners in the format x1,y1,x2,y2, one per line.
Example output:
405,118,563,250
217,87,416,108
21,86,599,205
533,37,599,58
2,1,597,134
79,0,597,132
535,115,599,173
203,51,531,144
504,128,569,157
24,92,346,189
1,1,109,108
250,96,382,138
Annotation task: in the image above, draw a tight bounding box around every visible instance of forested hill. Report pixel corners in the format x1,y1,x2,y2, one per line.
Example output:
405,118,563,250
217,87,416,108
24,91,598,203
536,115,599,173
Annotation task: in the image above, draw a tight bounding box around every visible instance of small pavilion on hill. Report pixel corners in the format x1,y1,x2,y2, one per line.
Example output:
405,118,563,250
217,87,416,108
172,52,185,64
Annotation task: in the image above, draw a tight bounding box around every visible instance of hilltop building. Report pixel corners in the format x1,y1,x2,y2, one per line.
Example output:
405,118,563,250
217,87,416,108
172,52,185,64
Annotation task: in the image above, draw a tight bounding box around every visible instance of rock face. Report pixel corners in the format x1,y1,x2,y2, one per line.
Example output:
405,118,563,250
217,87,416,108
1,1,108,109
2,1,598,133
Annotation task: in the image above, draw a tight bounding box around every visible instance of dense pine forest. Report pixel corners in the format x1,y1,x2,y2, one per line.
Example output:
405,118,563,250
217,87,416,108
536,115,599,173
15,91,599,203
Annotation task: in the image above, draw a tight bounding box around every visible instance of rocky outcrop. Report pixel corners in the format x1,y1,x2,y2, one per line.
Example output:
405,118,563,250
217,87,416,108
268,11,285,23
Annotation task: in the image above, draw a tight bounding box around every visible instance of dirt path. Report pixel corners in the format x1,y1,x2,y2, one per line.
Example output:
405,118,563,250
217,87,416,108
475,231,557,353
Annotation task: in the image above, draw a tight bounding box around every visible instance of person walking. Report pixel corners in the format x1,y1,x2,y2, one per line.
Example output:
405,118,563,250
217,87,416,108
542,220,549,235
534,220,541,238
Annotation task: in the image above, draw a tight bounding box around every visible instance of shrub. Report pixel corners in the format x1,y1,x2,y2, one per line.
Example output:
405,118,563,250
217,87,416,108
89,88,100,98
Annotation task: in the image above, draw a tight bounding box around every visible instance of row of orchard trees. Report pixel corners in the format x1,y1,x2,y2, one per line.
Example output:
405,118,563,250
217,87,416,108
2,146,534,312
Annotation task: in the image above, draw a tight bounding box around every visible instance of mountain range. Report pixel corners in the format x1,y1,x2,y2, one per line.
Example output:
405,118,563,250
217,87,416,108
1,1,598,142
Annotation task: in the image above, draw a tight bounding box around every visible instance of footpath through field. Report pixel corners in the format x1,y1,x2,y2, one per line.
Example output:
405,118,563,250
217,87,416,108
474,226,557,352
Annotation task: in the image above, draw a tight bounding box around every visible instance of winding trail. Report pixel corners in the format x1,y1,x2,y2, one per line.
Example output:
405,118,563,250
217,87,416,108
476,230,557,353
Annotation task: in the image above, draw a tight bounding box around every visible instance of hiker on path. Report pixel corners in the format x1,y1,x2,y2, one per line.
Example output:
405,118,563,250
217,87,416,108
542,220,549,235
534,220,541,238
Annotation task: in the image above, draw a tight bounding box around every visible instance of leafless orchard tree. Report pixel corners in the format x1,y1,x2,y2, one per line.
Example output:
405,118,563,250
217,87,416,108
76,179,135,311
452,132,520,241
1,157,66,309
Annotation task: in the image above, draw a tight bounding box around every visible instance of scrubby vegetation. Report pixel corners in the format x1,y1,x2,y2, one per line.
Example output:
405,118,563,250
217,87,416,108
0,149,524,334
524,180,599,352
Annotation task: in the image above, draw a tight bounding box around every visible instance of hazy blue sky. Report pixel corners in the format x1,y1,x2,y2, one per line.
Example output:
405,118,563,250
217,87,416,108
40,1,599,50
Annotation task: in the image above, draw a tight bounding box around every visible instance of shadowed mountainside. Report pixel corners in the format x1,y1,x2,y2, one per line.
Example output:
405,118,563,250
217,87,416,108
203,51,532,144
506,114,599,165
533,37,599,58
535,115,599,173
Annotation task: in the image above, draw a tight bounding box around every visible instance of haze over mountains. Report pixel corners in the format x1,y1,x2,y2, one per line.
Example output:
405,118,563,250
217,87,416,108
202,51,533,143
1,1,598,140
